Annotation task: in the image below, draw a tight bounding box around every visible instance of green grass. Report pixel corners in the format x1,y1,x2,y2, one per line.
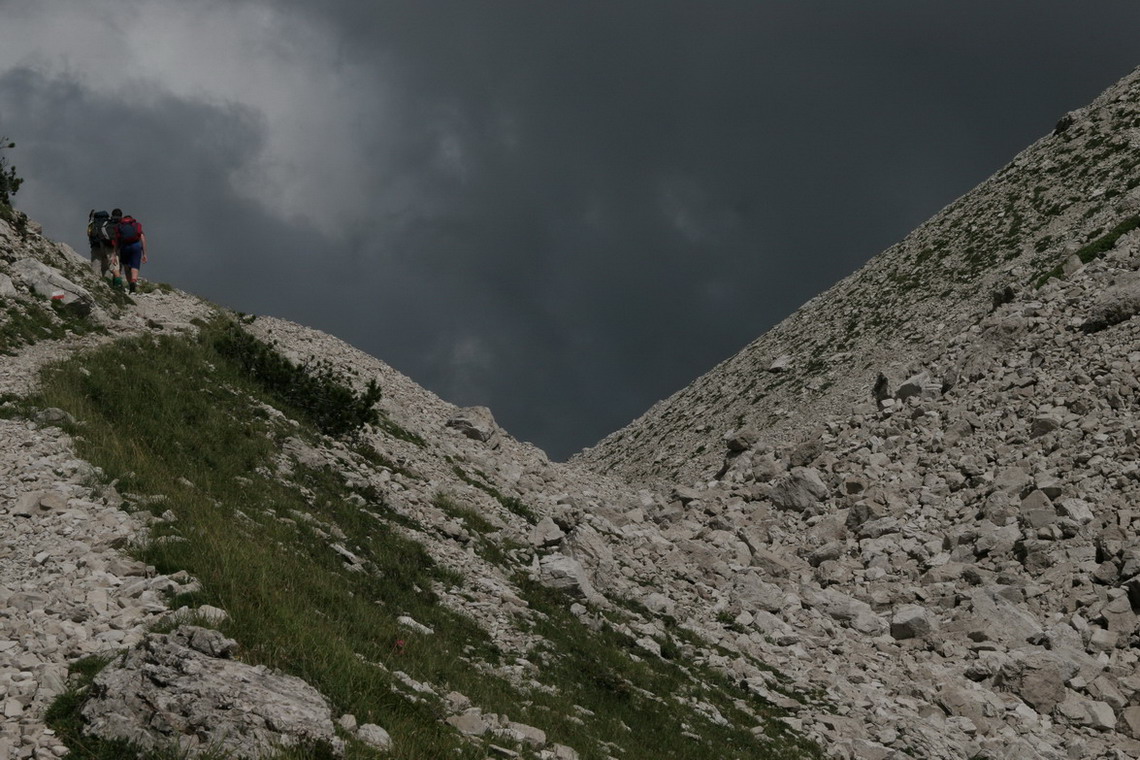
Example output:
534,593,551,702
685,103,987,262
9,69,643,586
374,415,427,447
451,464,538,523
33,320,493,759
432,492,498,535
509,578,824,760
211,318,381,438
1033,214,1140,287
138,280,176,295
0,300,104,354
29,315,822,760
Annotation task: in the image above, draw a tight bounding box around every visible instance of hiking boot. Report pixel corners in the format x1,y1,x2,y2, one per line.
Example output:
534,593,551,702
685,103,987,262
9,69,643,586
128,281,137,294
112,276,123,290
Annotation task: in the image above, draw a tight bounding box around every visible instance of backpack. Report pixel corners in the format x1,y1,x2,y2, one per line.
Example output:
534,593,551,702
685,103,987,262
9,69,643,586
116,217,142,246
87,210,113,246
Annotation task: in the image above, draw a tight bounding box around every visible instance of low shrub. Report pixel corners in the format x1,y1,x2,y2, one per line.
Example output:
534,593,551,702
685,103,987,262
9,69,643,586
1034,214,1140,287
210,319,381,437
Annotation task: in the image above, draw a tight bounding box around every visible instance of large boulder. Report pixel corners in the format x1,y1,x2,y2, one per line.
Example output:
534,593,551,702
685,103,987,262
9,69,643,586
723,426,760,452
894,370,941,402
446,406,499,443
1082,272,1140,332
537,553,602,603
9,257,94,306
890,605,937,640
82,626,342,758
530,516,566,547
768,467,829,512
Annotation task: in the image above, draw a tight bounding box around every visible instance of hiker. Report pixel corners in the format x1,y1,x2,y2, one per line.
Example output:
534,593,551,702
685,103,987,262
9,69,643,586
86,209,115,277
111,208,147,294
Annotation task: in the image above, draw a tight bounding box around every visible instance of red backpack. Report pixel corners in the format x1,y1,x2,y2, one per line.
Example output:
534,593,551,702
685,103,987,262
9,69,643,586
116,216,143,246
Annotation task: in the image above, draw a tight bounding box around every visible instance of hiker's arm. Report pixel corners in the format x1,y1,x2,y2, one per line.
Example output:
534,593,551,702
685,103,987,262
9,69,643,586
141,233,148,263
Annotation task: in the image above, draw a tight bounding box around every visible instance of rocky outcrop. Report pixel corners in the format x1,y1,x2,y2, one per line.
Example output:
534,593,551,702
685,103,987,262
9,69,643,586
82,627,343,758
446,405,500,444
9,257,95,308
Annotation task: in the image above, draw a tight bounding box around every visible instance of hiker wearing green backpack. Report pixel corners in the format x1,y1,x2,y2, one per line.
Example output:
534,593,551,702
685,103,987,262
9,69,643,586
110,208,147,294
86,209,115,277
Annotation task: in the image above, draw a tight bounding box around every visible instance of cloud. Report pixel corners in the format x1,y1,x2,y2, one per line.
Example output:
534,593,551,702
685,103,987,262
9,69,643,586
1,0,1139,460
0,0,395,236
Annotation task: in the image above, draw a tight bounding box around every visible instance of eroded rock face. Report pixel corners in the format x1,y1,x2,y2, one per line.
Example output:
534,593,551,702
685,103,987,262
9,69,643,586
10,257,94,307
82,626,343,759
446,406,499,443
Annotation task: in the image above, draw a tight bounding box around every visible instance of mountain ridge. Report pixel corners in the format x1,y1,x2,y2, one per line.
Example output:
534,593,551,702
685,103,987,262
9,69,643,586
575,64,1140,485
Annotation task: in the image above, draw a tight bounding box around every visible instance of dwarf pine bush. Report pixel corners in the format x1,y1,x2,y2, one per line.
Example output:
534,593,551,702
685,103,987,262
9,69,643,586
210,319,381,437
0,139,23,209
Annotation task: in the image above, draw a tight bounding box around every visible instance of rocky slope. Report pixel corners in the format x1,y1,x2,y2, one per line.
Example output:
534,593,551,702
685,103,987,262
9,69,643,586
1,220,826,759
577,65,1140,487
3,65,1140,760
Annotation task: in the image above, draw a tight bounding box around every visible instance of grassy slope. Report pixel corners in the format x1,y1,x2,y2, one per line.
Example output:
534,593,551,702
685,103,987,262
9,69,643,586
28,314,822,760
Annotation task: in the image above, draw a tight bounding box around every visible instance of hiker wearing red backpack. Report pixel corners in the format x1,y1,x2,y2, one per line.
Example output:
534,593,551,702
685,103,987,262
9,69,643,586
111,208,147,294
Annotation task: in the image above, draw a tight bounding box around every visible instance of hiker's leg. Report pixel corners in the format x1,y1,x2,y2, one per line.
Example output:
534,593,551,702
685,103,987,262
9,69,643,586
122,245,143,292
90,248,105,277
110,250,123,288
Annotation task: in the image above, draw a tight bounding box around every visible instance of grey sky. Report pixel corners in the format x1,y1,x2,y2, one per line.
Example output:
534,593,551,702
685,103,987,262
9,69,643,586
1,1,1137,459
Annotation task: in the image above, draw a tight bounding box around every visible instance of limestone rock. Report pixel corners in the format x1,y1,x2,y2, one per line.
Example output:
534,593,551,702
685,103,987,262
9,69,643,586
768,467,829,512
82,626,342,758
10,257,94,306
1058,693,1116,731
357,723,392,752
1120,706,1140,739
396,615,434,635
1057,498,1094,525
446,708,489,736
895,370,941,401
724,426,759,452
768,355,791,373
446,406,499,443
530,516,566,547
890,605,936,640
537,553,600,601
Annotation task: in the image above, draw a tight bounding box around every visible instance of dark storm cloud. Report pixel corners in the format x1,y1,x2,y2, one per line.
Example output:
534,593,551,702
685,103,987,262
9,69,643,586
0,66,338,320
264,0,1140,456
3,2,1139,459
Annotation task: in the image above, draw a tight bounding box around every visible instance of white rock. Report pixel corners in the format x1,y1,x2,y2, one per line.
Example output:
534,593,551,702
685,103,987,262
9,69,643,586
891,605,936,640
357,723,392,751
396,615,434,635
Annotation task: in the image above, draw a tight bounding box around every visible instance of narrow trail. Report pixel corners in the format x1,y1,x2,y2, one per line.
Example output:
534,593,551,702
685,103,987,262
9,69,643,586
0,290,213,759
